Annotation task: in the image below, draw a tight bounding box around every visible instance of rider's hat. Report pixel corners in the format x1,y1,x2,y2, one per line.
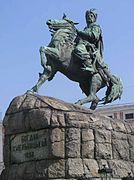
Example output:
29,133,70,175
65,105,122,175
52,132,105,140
85,9,97,20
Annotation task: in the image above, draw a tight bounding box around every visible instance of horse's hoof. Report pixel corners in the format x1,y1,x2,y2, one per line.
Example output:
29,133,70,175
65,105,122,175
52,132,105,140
40,46,46,53
90,102,97,110
26,88,38,95
26,90,35,94
75,100,82,106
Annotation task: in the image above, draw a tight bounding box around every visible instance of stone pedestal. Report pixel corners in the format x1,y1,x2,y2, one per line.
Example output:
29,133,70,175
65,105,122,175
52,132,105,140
0,94,134,180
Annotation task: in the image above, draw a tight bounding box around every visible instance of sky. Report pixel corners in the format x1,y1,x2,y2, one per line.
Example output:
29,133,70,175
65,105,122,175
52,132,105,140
0,0,134,118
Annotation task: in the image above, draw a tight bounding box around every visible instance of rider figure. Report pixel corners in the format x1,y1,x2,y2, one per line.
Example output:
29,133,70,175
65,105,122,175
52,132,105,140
74,9,105,74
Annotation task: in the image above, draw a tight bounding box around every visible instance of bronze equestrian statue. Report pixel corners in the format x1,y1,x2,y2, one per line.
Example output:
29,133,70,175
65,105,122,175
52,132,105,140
27,10,123,110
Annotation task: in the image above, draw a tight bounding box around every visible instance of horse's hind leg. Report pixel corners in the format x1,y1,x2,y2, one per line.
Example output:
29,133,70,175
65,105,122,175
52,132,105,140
27,65,53,93
77,95,99,110
27,46,56,94
75,74,101,108
75,93,99,107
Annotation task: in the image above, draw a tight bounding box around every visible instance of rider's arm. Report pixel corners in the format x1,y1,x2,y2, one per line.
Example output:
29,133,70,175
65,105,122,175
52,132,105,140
91,25,102,41
77,25,101,42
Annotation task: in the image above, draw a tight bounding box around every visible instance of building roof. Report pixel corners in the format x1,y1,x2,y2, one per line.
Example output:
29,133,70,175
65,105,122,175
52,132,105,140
96,103,134,112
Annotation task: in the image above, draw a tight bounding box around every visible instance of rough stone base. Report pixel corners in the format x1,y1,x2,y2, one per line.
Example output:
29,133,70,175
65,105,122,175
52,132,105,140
0,94,134,180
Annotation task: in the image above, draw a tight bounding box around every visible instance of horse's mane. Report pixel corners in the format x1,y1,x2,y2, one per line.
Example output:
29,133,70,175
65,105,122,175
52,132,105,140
50,26,76,48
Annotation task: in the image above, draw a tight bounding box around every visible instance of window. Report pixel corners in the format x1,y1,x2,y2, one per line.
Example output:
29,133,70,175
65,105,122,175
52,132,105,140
120,112,123,120
114,112,117,119
108,115,113,118
125,113,134,119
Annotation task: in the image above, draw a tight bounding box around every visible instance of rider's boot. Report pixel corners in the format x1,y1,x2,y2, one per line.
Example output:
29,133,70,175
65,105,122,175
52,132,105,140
82,59,95,74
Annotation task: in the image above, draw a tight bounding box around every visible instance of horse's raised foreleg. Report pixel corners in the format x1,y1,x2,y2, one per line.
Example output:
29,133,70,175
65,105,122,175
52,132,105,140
40,46,47,68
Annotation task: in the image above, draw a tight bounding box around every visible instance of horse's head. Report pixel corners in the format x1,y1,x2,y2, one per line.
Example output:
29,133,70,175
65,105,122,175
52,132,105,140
46,14,78,31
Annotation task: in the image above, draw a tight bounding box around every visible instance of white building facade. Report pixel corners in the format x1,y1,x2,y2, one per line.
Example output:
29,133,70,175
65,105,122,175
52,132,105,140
95,103,134,123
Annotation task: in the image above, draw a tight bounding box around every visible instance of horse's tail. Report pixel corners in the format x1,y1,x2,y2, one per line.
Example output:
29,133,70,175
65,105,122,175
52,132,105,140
104,75,123,104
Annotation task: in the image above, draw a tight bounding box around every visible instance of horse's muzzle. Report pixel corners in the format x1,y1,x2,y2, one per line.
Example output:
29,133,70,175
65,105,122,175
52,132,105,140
46,20,52,26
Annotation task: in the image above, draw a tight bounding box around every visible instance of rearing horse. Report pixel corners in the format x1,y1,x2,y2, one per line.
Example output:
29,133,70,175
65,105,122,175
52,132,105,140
27,15,123,109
